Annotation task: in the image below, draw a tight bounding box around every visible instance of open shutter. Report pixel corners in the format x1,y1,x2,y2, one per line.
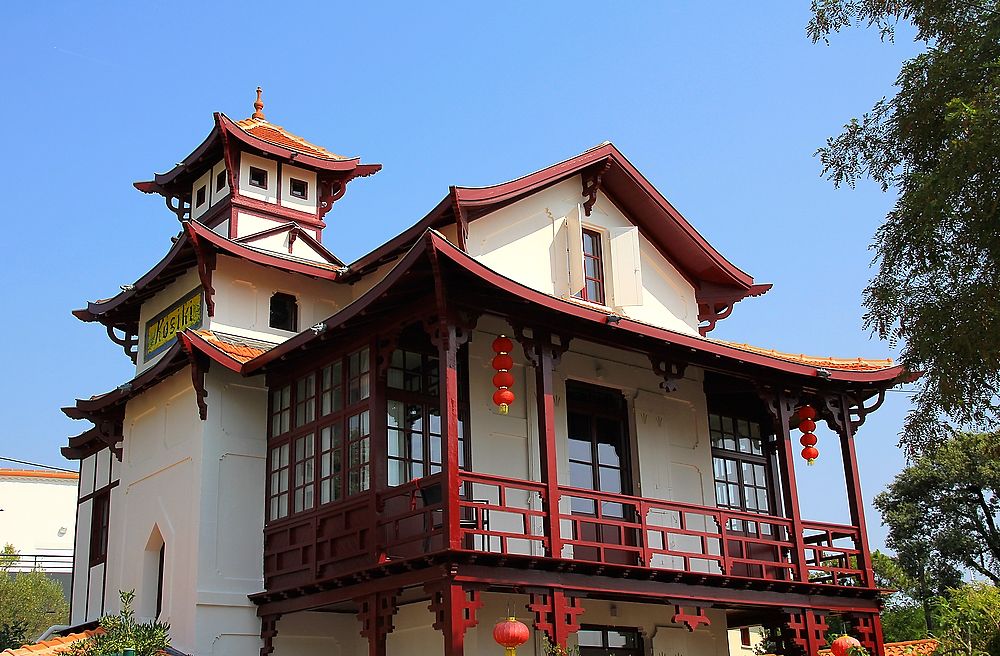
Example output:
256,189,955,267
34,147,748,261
566,204,585,297
610,226,643,307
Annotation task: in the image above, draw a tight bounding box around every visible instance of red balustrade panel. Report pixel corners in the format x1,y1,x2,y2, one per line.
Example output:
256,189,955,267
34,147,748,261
378,474,446,560
456,471,549,556
801,520,867,586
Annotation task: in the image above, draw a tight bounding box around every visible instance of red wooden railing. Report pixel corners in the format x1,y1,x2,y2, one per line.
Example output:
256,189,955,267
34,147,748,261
453,472,869,587
264,471,870,592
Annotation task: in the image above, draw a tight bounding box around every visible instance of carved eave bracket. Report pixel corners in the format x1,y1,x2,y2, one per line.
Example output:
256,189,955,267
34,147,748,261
649,353,688,393
355,590,400,648
425,581,483,638
165,193,190,223
317,179,347,220
511,323,572,368
527,589,584,647
107,325,139,364
186,350,211,421
188,227,217,317
96,417,124,461
581,159,612,216
259,613,281,656
697,301,733,337
671,604,711,632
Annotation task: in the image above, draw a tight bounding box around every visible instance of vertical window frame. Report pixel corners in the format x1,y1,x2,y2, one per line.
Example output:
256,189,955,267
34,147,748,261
89,489,111,566
575,227,607,305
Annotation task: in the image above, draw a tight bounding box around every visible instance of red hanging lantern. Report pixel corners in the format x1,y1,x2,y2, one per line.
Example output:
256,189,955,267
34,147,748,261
493,617,530,656
830,635,862,656
491,335,515,414
797,405,819,465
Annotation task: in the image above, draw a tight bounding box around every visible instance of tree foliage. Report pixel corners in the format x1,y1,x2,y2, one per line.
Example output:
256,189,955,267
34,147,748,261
873,550,940,639
0,544,68,650
65,590,170,656
808,0,1000,453
875,432,1000,583
933,582,1000,656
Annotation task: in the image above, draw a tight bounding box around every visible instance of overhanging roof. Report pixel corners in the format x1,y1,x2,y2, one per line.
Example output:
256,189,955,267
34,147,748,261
347,143,771,310
247,230,905,387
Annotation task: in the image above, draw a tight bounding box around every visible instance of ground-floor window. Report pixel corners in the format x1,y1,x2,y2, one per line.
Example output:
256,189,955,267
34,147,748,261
576,626,643,655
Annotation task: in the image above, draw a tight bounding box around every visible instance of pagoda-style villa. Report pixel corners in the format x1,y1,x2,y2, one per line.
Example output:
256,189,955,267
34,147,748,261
61,90,903,656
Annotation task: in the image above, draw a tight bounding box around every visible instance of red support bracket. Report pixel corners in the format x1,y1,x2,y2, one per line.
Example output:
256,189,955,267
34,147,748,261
671,604,711,632
581,158,612,216
845,612,885,655
426,581,483,655
355,590,400,656
259,613,280,656
774,609,828,656
527,589,584,649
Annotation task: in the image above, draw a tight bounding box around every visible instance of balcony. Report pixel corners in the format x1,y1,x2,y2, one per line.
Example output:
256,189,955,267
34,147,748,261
263,470,869,593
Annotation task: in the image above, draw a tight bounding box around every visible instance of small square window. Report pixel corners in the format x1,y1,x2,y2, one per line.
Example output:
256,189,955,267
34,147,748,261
270,292,298,332
289,178,308,200
249,166,268,189
216,170,227,192
195,185,207,207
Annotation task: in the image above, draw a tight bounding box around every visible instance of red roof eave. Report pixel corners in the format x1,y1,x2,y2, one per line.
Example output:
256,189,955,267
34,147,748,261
252,230,905,386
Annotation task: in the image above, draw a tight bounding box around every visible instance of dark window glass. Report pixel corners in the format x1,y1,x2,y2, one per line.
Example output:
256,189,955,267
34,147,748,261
155,544,165,618
216,170,227,192
267,348,371,521
195,185,207,207
289,178,308,199
249,166,268,189
574,228,606,305
90,491,110,565
578,626,642,655
269,293,298,332
386,347,467,486
710,411,775,533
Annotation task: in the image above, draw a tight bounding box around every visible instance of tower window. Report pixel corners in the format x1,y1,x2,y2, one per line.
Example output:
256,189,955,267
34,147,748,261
269,292,298,332
216,170,227,192
573,228,606,305
89,490,110,566
249,166,268,189
195,185,207,207
289,178,308,199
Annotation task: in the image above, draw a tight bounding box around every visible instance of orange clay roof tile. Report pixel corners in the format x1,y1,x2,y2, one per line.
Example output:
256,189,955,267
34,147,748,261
0,469,77,480
711,339,895,372
818,639,938,656
191,329,274,364
1,629,102,656
234,117,347,161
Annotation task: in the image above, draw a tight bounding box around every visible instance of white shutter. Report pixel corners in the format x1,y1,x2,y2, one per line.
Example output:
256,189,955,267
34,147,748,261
566,204,585,297
610,226,643,307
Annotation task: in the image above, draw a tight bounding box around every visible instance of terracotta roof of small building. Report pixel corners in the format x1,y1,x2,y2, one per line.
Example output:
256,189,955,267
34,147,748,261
233,117,347,161
713,340,896,372
817,639,939,656
189,329,275,364
0,469,78,481
1,629,102,655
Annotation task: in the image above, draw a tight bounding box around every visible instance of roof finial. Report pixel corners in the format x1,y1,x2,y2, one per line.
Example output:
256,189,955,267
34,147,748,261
252,86,266,121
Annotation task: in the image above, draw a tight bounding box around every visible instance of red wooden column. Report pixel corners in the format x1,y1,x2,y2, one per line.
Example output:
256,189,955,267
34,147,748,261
837,393,877,588
517,327,565,560
760,387,808,582
847,611,886,656
436,322,463,550
356,591,399,656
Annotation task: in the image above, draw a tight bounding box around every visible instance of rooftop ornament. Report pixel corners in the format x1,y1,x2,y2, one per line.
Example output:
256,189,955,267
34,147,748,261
252,86,266,121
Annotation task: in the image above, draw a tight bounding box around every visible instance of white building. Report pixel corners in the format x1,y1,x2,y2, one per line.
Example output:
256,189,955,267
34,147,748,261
57,91,902,656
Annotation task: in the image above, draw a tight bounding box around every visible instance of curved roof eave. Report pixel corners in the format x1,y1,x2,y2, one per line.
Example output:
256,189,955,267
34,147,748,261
346,143,762,300
254,229,905,386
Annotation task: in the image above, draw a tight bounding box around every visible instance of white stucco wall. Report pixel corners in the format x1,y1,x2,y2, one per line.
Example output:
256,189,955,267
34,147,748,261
136,268,204,374
465,177,699,335
0,471,78,560
211,255,350,344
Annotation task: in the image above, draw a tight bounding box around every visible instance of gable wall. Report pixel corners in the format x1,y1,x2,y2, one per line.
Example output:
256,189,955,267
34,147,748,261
465,177,699,335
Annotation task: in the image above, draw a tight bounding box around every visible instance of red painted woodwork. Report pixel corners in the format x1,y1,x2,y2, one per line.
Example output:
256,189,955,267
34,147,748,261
426,581,482,656
672,605,711,632
356,590,398,656
527,589,585,648
846,612,885,655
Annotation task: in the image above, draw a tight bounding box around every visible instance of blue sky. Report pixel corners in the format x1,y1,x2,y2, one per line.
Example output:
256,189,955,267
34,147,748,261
0,3,923,551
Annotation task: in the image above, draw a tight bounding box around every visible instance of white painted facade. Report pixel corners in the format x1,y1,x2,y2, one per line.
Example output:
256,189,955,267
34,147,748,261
0,470,78,575
69,140,785,656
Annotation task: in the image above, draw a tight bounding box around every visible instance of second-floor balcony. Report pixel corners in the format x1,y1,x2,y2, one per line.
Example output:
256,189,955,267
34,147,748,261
264,468,869,594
